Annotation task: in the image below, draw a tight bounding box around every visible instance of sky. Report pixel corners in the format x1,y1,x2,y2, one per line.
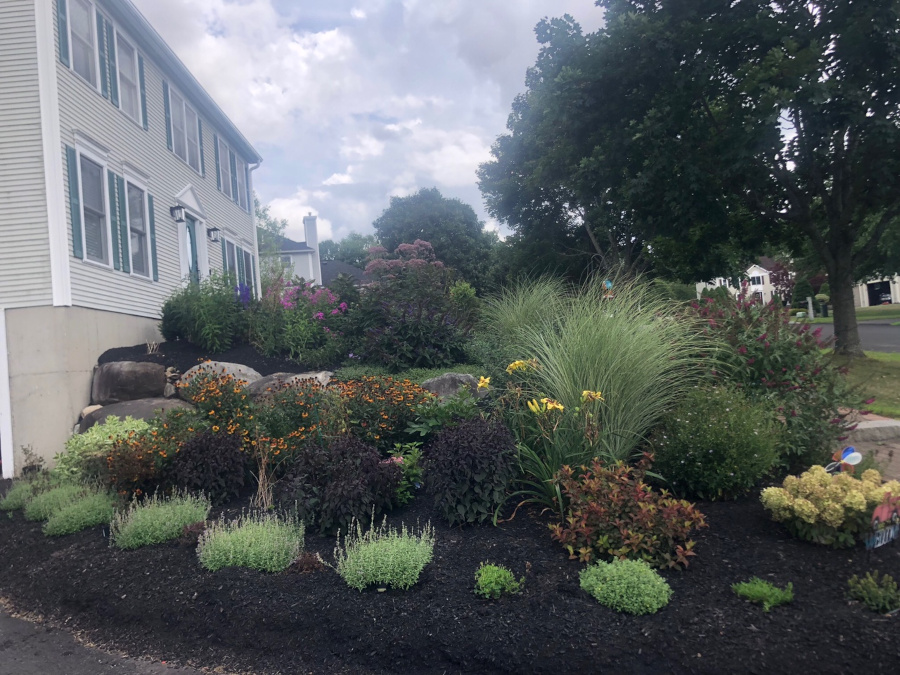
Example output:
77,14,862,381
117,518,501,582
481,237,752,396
131,0,604,245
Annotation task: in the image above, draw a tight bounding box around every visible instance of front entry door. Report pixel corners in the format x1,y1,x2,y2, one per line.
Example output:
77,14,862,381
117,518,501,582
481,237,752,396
185,216,200,284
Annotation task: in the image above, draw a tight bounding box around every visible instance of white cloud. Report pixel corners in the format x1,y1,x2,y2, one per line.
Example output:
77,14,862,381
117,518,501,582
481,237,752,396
268,191,334,242
323,171,354,185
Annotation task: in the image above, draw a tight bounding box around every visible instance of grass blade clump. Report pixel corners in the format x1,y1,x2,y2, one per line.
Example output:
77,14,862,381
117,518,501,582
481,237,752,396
43,490,116,536
198,511,305,572
23,483,87,522
334,516,435,591
110,491,211,549
732,577,794,612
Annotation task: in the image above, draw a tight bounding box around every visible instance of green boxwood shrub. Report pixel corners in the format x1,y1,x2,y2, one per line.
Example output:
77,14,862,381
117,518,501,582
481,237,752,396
579,559,672,615
55,416,149,481
43,491,116,536
653,386,779,500
474,563,523,599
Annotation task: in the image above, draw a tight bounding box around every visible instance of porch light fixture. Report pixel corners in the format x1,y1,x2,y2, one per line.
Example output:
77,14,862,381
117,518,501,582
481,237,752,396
170,205,186,223
206,226,221,243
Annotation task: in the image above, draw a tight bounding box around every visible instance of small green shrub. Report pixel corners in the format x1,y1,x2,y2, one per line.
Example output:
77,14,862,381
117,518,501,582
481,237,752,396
732,577,794,612
333,516,435,591
55,416,149,480
169,430,246,505
42,491,116,536
847,572,900,613
474,563,523,599
653,386,779,500
24,484,86,522
406,388,482,440
391,443,424,506
160,272,246,352
579,559,672,615
197,512,305,573
110,492,211,549
0,480,40,511
424,418,518,525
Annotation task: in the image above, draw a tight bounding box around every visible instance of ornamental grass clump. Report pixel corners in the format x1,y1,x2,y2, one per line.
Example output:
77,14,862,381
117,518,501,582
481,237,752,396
42,490,116,536
579,559,672,615
333,515,435,591
732,578,794,612
23,483,87,522
110,491,211,549
760,467,900,548
197,512,305,573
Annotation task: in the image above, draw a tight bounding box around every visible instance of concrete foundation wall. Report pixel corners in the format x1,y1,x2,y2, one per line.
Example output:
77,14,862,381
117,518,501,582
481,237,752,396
4,306,160,475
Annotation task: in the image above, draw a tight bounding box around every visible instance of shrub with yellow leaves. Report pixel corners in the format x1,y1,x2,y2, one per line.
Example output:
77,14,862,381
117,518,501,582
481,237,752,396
761,466,900,548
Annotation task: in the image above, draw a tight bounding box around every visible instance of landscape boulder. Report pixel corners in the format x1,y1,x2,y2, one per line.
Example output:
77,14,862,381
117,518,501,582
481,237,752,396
421,373,486,400
246,372,298,400
285,371,332,388
179,361,263,399
79,398,193,432
91,361,167,406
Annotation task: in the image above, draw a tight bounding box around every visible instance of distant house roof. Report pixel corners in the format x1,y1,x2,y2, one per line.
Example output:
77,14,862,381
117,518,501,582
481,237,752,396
278,235,314,254
321,261,366,287
758,256,777,272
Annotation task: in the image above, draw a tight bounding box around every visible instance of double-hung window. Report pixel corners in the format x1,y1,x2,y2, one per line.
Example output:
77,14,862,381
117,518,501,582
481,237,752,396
218,138,233,200
217,138,249,211
79,155,109,265
116,34,141,123
169,89,202,173
235,157,248,210
225,240,238,275
126,183,150,277
69,0,97,86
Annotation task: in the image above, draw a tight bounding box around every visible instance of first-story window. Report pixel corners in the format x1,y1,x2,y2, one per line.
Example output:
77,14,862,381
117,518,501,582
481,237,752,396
225,239,237,275
127,183,150,277
80,155,108,264
242,249,254,289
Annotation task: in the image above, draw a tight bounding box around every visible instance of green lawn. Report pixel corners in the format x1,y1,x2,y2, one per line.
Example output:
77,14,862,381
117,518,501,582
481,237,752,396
836,351,900,419
802,304,900,324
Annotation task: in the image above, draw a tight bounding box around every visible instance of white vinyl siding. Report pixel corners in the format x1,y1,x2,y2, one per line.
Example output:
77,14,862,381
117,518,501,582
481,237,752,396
68,0,96,87
126,183,150,277
55,0,256,318
116,33,140,123
0,0,53,307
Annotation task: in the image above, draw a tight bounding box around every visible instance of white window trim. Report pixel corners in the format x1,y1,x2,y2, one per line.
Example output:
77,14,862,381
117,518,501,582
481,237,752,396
114,30,144,127
66,0,102,93
168,85,202,175
122,174,153,280
75,143,113,269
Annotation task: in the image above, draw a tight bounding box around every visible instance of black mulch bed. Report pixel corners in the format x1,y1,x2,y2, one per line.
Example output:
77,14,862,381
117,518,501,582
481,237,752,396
0,489,898,675
98,341,331,377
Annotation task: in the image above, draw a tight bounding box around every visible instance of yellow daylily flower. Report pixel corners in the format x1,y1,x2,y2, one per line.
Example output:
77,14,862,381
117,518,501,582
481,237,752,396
478,376,491,390
581,390,604,403
527,399,543,414
506,360,528,374
541,397,564,412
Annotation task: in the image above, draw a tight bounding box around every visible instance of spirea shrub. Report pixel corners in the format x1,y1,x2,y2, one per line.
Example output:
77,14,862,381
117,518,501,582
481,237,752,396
653,386,779,500
760,466,900,547
579,559,672,615
424,418,518,525
55,416,150,481
276,435,401,535
550,455,707,569
170,430,246,505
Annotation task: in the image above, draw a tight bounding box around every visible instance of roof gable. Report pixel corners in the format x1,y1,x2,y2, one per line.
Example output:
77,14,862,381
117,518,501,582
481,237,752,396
175,185,206,218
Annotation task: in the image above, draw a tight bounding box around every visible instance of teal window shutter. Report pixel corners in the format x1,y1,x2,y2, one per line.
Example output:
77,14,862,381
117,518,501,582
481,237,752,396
220,237,227,270
198,119,206,176
65,146,83,259
57,0,70,67
116,175,130,273
229,151,238,202
148,195,158,281
237,246,245,285
96,12,109,99
213,134,221,190
107,171,121,270
138,55,148,130
163,81,173,151
106,20,118,107
250,255,256,295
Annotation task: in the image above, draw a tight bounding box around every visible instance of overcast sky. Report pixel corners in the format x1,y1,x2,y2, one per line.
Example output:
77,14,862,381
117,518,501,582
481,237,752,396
131,0,604,244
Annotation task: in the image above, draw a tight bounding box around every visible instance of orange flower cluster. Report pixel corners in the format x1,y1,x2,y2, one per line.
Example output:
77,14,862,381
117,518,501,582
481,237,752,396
335,376,433,449
180,369,254,449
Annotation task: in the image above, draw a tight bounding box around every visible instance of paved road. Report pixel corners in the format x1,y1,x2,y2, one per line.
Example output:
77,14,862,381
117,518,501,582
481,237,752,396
0,609,199,675
814,321,900,352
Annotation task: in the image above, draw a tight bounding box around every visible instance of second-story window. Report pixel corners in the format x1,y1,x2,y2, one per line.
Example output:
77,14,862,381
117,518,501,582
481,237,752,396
116,34,141,123
235,156,248,210
170,89,202,173
218,138,233,200
69,0,97,86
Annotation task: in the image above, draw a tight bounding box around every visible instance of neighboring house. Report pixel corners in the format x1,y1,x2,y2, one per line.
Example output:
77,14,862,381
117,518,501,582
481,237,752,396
276,213,322,284
0,0,262,475
320,260,366,288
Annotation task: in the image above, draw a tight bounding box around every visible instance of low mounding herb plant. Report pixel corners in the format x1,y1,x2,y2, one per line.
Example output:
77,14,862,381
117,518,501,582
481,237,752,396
653,386,779,500
424,418,518,525
42,491,116,536
550,455,707,569
760,467,900,548
197,512,305,573
0,480,42,511
24,483,86,522
170,430,246,505
55,416,150,481
847,572,900,614
732,578,794,612
110,491,211,549
333,516,435,591
474,563,523,599
580,559,672,615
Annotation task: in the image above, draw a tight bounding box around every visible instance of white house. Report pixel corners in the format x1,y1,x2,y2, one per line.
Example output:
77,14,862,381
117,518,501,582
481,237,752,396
0,0,262,475
277,213,323,284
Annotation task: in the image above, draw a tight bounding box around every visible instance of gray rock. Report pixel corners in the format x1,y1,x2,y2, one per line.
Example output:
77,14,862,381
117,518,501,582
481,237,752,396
79,398,194,432
91,362,167,405
246,372,298,400
179,362,263,399
80,404,103,421
285,371,332,388
163,383,177,398
421,373,485,400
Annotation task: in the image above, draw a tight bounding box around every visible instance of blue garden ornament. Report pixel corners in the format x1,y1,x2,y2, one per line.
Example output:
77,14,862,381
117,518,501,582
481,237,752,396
825,446,863,474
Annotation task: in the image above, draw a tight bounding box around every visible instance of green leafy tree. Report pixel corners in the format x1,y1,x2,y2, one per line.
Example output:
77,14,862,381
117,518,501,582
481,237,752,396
319,232,379,268
373,188,499,291
480,2,900,355
255,194,289,292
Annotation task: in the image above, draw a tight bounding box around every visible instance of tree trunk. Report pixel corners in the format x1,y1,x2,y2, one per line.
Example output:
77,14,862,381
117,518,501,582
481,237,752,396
827,248,864,357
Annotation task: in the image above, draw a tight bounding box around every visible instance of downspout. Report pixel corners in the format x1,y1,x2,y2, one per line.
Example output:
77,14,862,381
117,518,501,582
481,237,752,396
249,161,262,298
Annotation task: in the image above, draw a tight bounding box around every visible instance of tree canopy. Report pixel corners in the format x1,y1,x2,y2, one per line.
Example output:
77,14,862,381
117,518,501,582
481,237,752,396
479,1,900,354
319,232,379,269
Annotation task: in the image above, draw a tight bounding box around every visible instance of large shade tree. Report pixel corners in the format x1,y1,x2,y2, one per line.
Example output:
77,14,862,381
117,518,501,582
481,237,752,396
479,1,900,355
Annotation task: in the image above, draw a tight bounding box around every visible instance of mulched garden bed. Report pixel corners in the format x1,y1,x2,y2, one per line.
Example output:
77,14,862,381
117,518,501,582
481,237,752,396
0,487,898,674
98,341,331,377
